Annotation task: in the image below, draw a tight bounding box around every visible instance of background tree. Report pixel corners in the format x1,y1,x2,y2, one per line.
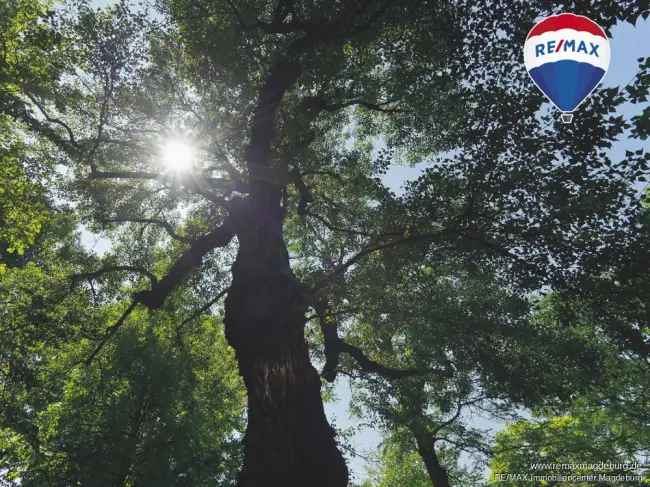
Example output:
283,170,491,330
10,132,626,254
0,0,64,270
337,260,615,486
489,327,650,486
0,207,246,486
490,403,650,487
365,430,482,487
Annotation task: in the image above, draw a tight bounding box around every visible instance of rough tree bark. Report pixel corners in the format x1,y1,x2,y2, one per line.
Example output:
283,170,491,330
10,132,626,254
224,197,348,486
222,56,349,486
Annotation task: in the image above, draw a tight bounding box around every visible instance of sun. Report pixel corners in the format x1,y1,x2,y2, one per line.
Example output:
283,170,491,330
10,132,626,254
161,139,194,172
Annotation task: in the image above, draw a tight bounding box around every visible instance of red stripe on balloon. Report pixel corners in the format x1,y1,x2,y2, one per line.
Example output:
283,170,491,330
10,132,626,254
527,13,607,39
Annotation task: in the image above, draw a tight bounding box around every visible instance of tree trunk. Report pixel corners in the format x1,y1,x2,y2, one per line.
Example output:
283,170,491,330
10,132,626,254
415,434,451,487
224,199,348,487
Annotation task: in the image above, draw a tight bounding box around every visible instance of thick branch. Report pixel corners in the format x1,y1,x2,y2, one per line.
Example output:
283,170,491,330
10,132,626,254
315,301,343,382
89,169,231,205
339,340,423,380
306,96,402,114
315,301,421,382
305,210,402,238
315,230,445,290
292,171,314,215
313,225,544,293
247,58,302,173
431,401,464,436
134,219,235,309
25,93,79,147
10,96,79,155
244,1,399,194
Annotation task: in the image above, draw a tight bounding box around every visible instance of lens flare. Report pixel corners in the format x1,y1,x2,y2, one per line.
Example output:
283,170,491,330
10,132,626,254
162,139,194,172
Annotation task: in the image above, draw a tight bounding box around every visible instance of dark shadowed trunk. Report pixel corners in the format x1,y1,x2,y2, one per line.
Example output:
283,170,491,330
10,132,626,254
215,25,352,479
415,433,451,487
224,197,348,487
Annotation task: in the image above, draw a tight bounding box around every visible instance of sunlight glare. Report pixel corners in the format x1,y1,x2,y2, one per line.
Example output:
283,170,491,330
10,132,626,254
162,139,194,172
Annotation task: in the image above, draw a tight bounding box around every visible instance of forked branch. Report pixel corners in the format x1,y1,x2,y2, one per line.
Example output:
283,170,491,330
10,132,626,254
315,301,422,382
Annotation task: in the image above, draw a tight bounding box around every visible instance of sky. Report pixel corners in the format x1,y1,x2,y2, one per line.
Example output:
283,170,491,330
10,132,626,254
75,4,650,483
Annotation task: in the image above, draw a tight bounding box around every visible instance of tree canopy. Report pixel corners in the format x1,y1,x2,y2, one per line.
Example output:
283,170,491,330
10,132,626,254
1,0,649,486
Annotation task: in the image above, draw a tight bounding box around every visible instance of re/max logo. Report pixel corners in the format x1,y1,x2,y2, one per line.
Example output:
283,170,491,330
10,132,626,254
535,39,600,57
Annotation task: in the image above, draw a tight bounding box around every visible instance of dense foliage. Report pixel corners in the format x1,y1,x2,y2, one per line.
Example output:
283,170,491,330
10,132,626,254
0,0,648,485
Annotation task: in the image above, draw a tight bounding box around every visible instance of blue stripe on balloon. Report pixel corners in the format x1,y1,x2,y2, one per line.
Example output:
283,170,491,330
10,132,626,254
529,60,605,112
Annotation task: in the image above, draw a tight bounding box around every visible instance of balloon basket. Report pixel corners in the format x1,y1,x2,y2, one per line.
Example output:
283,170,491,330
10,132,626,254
560,113,574,124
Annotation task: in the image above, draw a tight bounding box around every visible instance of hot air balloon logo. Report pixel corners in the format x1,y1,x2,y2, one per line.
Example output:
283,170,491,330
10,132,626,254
523,13,610,123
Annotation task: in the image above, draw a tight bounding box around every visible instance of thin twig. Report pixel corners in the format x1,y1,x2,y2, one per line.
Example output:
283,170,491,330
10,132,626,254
85,301,138,365
177,287,229,332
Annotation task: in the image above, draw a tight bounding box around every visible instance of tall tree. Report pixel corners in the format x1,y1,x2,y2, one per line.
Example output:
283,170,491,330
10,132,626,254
365,430,482,487
2,1,648,486
0,203,246,485
340,262,612,486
